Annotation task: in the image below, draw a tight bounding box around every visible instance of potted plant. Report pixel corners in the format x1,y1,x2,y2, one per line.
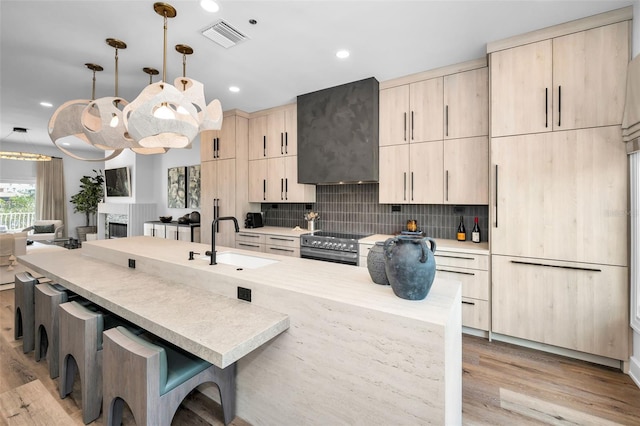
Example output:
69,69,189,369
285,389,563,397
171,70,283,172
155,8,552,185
70,169,104,241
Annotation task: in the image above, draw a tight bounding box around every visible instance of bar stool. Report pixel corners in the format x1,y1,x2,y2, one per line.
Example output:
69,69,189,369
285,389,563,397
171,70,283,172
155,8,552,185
34,282,80,378
14,272,39,353
58,301,132,424
102,326,237,426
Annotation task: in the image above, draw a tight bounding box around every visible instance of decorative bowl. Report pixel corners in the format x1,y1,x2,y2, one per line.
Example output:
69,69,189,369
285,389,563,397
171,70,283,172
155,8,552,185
159,216,172,223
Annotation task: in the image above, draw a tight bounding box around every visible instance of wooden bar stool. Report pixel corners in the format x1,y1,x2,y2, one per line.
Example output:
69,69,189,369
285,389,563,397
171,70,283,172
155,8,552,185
103,326,237,426
58,301,131,424
14,272,39,353
34,282,80,378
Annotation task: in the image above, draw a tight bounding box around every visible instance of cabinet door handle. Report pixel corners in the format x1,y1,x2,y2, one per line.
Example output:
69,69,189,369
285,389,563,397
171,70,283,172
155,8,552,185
238,234,260,238
269,237,294,242
285,132,288,154
281,133,284,155
263,179,266,201
403,112,407,141
446,170,449,202
212,137,216,158
445,105,449,137
435,254,475,261
411,172,414,201
280,178,284,200
285,178,288,201
510,260,601,272
494,164,499,228
263,136,266,157
462,300,476,306
411,110,414,140
403,172,407,201
557,85,561,127
238,243,261,248
269,247,294,253
217,138,220,158
545,88,548,128
436,268,475,276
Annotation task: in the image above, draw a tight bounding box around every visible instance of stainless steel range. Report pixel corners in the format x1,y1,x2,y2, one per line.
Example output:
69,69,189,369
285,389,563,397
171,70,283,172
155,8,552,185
300,231,370,265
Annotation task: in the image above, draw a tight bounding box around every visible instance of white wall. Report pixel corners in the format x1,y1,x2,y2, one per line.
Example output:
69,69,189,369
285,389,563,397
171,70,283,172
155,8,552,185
0,141,104,238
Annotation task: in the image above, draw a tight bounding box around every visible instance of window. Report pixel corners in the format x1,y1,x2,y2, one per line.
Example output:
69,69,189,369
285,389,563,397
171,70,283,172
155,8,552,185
0,182,36,231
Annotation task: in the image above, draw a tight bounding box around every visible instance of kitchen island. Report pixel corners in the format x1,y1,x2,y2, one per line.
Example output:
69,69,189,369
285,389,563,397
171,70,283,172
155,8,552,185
20,236,462,425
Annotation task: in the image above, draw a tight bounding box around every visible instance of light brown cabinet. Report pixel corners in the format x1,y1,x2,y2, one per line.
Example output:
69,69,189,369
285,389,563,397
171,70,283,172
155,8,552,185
379,64,488,204
490,21,629,138
492,255,629,360
249,104,297,159
201,116,237,161
235,231,300,258
201,158,236,247
491,126,628,266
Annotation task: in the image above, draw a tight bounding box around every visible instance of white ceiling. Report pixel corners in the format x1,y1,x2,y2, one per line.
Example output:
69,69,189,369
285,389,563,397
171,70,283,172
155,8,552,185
0,0,634,152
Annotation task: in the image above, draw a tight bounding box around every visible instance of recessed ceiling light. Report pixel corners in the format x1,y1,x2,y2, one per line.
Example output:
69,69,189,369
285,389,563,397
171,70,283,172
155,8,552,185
336,49,350,59
229,86,240,93
200,0,219,13
40,101,53,107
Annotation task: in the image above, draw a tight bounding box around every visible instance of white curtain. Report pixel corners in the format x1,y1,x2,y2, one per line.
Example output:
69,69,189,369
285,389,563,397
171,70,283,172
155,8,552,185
36,157,67,237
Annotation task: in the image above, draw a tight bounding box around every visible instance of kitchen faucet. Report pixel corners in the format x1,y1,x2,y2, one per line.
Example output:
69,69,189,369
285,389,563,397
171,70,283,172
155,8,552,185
205,216,239,265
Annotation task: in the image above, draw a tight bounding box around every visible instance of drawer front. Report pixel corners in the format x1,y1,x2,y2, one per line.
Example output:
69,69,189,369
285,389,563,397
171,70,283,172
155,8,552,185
435,267,489,300
266,244,299,257
462,297,489,331
236,233,266,244
435,251,488,270
236,241,265,253
265,235,299,249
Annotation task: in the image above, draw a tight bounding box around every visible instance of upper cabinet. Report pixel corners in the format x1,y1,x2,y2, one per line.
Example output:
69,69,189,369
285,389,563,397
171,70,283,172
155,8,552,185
249,104,297,160
491,21,629,138
201,115,237,161
379,61,489,204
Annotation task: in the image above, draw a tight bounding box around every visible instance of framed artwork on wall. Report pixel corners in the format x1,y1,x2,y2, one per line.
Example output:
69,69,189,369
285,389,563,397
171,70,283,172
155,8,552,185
187,165,201,209
168,166,187,208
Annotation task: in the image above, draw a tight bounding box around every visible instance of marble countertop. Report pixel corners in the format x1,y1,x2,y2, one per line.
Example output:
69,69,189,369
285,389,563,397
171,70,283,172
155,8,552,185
359,234,490,254
18,248,289,368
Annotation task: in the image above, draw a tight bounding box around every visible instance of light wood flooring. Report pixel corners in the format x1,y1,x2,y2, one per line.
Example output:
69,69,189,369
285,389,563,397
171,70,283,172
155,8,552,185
2,287,640,425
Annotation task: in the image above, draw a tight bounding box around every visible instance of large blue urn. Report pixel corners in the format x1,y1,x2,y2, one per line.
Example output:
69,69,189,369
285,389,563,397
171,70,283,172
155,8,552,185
383,236,437,300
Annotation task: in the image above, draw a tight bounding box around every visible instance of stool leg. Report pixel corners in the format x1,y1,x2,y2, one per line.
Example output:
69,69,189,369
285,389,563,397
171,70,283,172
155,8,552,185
216,363,237,426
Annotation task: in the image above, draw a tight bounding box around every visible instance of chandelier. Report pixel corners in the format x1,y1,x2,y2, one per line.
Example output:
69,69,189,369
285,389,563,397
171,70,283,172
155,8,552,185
49,2,222,160
0,127,52,161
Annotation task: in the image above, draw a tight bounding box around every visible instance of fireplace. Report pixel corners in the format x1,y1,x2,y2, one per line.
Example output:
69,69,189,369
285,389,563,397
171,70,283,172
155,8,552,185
109,223,128,239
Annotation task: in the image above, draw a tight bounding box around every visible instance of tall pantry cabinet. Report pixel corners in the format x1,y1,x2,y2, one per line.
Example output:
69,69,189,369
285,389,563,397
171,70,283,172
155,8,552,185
200,110,250,248
488,11,631,361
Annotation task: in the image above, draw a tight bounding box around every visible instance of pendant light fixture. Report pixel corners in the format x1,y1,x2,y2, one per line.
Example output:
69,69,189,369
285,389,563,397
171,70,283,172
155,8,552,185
123,2,207,149
81,38,135,152
0,127,52,161
48,63,123,161
130,67,169,155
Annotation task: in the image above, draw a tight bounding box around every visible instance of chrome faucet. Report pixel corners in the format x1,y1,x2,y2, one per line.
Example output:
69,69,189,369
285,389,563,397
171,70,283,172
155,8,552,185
205,216,239,265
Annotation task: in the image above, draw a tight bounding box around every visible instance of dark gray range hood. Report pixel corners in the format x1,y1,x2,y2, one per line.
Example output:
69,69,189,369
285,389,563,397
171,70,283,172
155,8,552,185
297,77,379,184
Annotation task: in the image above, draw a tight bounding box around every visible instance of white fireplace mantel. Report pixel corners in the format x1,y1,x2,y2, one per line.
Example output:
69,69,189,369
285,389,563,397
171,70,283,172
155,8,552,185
97,203,156,239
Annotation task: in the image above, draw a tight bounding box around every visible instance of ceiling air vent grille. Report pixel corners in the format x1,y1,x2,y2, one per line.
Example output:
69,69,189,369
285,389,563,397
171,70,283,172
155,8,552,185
201,20,248,49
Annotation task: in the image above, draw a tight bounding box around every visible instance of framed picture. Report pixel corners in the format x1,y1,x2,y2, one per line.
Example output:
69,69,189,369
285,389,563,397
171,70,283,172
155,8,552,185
187,165,201,209
167,166,187,208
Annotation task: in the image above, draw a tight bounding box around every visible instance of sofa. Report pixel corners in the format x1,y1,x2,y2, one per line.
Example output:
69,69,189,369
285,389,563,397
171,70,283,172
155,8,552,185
0,231,27,266
23,220,64,242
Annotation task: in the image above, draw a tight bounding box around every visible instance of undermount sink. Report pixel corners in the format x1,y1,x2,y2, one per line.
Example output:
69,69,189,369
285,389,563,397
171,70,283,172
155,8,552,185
201,252,279,269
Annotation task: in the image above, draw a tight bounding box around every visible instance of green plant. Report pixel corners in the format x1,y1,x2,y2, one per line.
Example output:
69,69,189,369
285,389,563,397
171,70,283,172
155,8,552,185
70,169,104,226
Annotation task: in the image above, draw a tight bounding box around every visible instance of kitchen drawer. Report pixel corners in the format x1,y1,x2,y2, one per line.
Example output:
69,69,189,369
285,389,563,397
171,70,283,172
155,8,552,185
237,232,266,244
435,251,488,270
266,245,299,257
435,267,489,300
265,235,299,249
236,241,265,253
462,297,489,331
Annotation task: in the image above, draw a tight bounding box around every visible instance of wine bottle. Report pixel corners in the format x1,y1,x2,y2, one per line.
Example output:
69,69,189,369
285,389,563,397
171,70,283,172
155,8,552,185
471,216,481,243
457,216,466,241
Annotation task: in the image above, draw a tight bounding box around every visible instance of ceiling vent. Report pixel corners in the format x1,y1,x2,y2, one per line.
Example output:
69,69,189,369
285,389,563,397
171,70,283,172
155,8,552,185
201,19,248,49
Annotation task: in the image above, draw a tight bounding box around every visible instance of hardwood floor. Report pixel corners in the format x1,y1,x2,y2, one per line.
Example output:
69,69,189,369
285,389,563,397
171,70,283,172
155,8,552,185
2,286,640,425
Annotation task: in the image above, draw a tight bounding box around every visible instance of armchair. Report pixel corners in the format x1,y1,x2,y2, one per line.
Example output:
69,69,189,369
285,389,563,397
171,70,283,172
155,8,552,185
23,220,64,242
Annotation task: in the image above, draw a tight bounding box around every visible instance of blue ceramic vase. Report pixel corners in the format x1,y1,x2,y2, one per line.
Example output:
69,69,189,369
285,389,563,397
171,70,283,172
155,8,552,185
383,236,437,300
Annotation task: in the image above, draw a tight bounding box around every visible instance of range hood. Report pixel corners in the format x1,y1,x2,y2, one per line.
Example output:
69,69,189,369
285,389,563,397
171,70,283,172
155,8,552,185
297,77,379,184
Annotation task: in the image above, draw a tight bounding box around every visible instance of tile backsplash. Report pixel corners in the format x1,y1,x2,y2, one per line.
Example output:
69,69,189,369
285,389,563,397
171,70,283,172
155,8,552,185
261,183,489,241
